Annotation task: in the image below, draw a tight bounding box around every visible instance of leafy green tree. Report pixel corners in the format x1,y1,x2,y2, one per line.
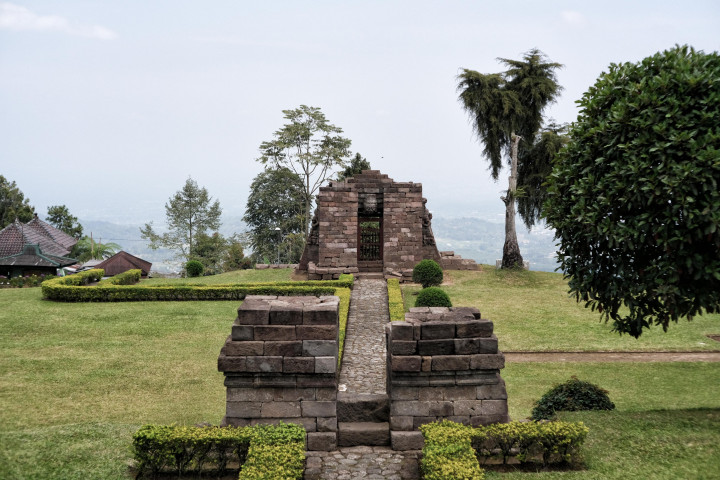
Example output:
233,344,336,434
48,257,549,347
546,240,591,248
457,49,562,268
190,231,227,275
257,105,352,237
243,168,305,263
0,175,35,229
337,153,371,181
72,236,121,262
46,205,83,239
140,177,222,262
544,45,720,338
223,235,250,271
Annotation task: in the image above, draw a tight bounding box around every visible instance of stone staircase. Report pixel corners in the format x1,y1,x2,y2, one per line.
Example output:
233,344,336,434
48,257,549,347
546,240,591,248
337,392,390,446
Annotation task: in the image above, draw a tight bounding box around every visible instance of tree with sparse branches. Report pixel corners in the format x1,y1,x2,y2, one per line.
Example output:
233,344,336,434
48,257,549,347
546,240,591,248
457,49,562,268
140,177,222,262
257,105,352,238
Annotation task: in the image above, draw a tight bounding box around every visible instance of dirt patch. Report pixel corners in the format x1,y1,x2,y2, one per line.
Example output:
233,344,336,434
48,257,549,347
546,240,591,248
707,335,720,343
505,351,720,363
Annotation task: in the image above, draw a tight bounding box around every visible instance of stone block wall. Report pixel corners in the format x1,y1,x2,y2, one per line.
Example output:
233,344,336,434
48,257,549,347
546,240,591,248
439,251,479,271
218,295,340,451
386,307,509,450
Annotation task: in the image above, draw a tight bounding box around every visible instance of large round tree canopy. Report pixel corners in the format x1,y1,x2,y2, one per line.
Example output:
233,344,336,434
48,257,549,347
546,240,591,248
545,45,720,338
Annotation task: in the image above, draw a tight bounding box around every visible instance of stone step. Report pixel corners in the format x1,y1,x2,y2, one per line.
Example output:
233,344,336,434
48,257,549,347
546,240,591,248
338,422,391,447
337,393,389,422
355,272,385,279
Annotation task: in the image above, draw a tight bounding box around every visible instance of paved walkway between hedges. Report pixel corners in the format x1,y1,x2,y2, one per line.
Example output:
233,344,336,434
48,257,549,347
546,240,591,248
305,447,420,480
338,278,388,395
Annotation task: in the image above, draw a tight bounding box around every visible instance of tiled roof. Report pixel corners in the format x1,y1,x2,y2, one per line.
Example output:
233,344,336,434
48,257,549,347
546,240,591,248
95,251,152,276
0,216,76,257
0,244,77,268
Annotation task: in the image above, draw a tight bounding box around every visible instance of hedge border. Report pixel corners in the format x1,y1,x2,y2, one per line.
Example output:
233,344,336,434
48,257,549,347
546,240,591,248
387,278,405,321
420,419,590,479
42,273,354,302
132,422,305,479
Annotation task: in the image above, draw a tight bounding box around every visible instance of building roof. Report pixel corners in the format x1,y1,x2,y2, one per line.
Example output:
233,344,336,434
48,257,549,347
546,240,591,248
0,215,77,257
95,251,152,276
0,244,77,268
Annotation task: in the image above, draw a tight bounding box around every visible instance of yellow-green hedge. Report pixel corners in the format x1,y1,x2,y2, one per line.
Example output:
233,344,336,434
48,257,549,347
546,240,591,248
132,422,305,479
387,278,405,321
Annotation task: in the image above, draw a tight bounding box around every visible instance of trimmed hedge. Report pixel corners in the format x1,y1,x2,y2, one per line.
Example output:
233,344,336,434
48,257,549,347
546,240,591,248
132,422,305,479
387,278,405,321
42,274,354,302
336,287,351,368
420,421,484,480
474,420,589,466
97,269,142,286
420,419,590,478
412,259,443,288
415,287,452,307
532,377,615,420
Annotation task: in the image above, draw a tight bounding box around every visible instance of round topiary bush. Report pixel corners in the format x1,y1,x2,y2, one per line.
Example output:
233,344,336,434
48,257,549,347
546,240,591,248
531,377,615,420
415,287,452,308
185,260,204,277
412,259,443,288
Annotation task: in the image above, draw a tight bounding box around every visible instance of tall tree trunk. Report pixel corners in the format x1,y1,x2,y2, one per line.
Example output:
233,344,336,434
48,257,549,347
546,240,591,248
501,133,524,269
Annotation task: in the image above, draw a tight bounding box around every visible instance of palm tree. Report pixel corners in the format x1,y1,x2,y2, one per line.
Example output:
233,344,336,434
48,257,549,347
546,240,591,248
72,235,121,262
458,49,562,268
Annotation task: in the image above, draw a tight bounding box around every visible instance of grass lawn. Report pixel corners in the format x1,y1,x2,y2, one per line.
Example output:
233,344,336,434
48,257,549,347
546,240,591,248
2,268,720,479
142,267,294,284
402,268,720,352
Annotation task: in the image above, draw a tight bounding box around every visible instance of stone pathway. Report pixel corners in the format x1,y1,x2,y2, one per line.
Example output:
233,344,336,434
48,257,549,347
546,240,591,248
338,278,388,395
305,447,420,480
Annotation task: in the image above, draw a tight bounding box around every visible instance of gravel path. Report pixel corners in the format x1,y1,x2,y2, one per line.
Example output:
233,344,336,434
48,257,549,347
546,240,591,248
338,278,388,395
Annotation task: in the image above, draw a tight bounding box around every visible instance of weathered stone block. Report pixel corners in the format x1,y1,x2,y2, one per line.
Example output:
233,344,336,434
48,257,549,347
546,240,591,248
455,320,494,338
217,355,246,372
269,302,303,325
481,399,509,416
296,325,336,340
391,431,424,451
261,401,301,418
245,356,283,373
283,356,315,373
432,355,470,371
254,325,296,341
428,401,454,416
303,303,338,325
302,401,337,417
314,356,337,374
391,322,414,341
418,339,455,356
221,339,263,357
470,354,505,370
316,388,337,401
237,302,270,325
226,401,262,417
317,416,338,432
231,324,253,341
390,386,418,400
391,340,417,355
264,340,303,357
227,387,274,402
453,400,484,416
302,340,337,357
477,379,507,400
391,355,421,372
412,416,438,430
389,415,414,431
421,322,455,339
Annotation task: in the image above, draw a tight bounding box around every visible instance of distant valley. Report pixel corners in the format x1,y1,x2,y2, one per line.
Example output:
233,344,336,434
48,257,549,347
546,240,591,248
80,216,560,274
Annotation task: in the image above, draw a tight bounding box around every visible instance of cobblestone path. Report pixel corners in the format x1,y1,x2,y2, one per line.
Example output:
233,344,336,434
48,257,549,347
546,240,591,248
338,278,388,395
305,447,420,480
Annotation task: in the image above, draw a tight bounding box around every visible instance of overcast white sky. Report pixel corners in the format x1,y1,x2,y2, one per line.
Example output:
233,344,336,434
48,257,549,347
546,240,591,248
1,1,719,227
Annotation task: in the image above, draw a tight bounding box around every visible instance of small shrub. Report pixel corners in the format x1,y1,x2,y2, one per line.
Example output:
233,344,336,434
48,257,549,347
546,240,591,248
412,259,443,288
185,260,204,277
415,287,452,308
532,376,615,420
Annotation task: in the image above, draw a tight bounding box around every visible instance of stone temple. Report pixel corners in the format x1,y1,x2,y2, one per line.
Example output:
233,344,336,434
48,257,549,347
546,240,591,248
298,170,476,281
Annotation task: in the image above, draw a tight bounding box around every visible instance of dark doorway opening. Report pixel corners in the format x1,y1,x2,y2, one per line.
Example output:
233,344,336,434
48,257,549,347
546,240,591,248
358,217,383,272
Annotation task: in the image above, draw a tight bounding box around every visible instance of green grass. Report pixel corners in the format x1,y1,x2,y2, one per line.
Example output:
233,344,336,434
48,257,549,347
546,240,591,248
3,268,720,479
402,268,720,352
142,267,294,285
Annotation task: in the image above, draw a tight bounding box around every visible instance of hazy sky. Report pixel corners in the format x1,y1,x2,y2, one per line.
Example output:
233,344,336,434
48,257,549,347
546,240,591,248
2,1,719,227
